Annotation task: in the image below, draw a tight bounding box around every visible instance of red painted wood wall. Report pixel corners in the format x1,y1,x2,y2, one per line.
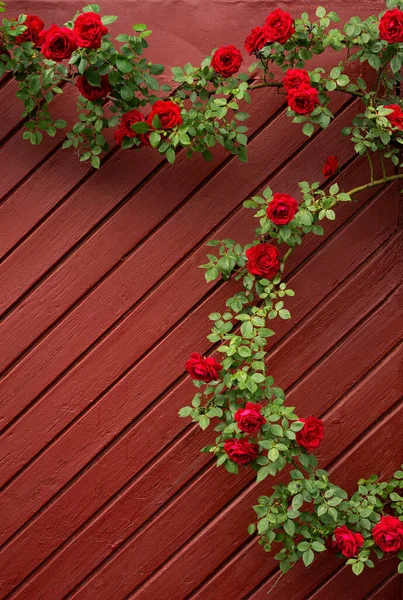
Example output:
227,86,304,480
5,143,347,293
0,1,402,598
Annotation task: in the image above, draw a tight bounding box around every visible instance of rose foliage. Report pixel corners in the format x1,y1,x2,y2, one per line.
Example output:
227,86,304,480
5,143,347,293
2,0,403,581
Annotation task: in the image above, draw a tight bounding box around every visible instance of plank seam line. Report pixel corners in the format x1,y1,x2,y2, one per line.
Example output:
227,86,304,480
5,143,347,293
0,98,328,425
4,292,401,599
0,164,383,496
363,570,400,599
61,308,403,600
175,344,403,600
0,81,69,153
126,397,403,600
0,189,395,540
0,98,358,430
193,389,403,600
0,93,354,329
0,91,289,317
1,422,214,599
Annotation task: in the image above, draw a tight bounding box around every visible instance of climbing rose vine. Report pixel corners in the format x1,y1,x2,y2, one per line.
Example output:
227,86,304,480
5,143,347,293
1,0,403,580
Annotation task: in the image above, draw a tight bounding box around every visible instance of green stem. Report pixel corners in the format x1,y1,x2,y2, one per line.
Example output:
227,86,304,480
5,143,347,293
366,150,374,182
347,172,403,196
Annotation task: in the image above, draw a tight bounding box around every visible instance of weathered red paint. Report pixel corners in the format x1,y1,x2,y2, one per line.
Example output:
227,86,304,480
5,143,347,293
0,1,402,599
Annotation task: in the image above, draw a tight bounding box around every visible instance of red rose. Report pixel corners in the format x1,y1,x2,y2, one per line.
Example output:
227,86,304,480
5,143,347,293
76,74,111,101
211,45,243,78
385,104,403,130
73,12,108,49
379,9,403,43
224,438,259,465
41,25,78,62
372,516,403,553
185,352,222,383
146,100,182,130
16,15,44,45
327,526,364,558
287,84,319,115
114,109,147,147
244,26,270,54
265,8,295,44
322,155,339,178
266,192,298,225
283,68,310,92
245,243,280,279
234,402,266,434
296,416,324,451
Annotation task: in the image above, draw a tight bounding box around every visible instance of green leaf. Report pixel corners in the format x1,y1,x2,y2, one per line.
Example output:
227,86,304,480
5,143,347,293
257,466,270,482
166,148,176,164
116,57,133,73
149,131,161,148
303,123,314,137
199,415,210,430
292,494,303,510
54,120,67,129
284,519,295,537
101,15,118,24
133,23,147,31
131,122,150,134
178,406,193,417
303,548,315,567
90,155,100,169
352,561,364,575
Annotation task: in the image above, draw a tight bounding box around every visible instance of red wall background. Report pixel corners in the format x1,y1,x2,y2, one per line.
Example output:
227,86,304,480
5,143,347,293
0,1,402,599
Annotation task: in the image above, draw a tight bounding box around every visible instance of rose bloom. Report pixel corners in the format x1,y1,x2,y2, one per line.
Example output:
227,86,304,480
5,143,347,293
73,12,108,49
385,104,403,130
234,402,266,434
15,15,44,45
266,192,298,225
40,25,78,62
114,109,148,147
283,68,310,92
245,243,280,279
146,100,182,129
185,352,222,383
224,438,259,465
322,155,339,178
211,45,243,78
327,525,364,558
296,416,324,451
76,74,111,101
372,516,403,552
244,26,270,54
265,8,295,44
287,84,319,115
379,9,403,43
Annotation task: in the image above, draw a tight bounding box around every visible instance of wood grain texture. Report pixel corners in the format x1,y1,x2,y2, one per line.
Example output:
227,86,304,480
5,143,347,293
0,1,402,599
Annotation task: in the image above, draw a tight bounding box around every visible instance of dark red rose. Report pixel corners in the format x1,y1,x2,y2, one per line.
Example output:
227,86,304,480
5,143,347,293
287,84,319,115
379,9,403,43
76,74,111,101
322,155,339,178
245,243,280,279
185,352,222,383
114,109,147,147
211,45,243,78
385,104,403,130
73,12,108,49
15,15,44,45
327,526,364,558
296,416,324,451
266,192,298,225
265,8,295,44
41,25,78,62
224,438,259,465
234,402,266,435
372,516,403,553
283,68,310,92
244,26,270,54
146,100,182,129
